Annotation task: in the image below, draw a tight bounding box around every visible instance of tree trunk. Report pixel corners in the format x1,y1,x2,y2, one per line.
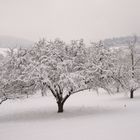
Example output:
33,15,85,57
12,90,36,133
57,102,64,113
41,89,45,96
116,85,120,93
130,89,134,98
41,82,47,96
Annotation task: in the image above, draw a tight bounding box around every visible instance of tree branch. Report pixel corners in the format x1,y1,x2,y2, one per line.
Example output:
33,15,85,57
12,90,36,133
71,87,90,95
0,97,8,105
47,85,57,98
62,94,70,104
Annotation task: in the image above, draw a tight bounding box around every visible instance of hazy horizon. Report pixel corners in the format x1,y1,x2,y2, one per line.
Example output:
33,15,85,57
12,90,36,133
0,0,140,42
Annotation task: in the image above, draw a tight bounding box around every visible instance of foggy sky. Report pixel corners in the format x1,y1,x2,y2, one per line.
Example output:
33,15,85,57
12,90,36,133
0,0,140,42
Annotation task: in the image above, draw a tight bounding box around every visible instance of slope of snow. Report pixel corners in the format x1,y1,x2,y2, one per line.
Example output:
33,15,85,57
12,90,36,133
0,90,140,140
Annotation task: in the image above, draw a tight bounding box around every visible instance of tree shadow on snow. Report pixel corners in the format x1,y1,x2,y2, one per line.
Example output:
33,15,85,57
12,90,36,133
0,105,123,123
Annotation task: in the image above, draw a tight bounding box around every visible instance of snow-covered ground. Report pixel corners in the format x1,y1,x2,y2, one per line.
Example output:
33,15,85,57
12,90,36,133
0,90,140,140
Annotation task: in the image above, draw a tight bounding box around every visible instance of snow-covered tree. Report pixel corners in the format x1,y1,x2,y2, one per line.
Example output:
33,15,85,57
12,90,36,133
111,36,140,98
110,48,127,92
84,41,115,93
29,39,89,112
2,36,139,111
0,48,36,104
122,36,140,98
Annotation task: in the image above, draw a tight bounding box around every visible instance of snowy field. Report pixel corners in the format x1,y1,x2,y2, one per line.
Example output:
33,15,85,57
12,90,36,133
0,90,140,140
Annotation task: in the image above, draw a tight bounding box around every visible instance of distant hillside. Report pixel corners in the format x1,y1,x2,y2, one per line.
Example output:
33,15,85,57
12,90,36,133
0,36,34,48
103,36,140,47
0,35,140,49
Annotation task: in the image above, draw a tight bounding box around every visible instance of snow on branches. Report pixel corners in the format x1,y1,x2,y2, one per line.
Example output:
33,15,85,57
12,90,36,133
0,36,140,111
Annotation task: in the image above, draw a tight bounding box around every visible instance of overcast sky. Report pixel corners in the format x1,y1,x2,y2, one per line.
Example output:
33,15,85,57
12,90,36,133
0,0,140,42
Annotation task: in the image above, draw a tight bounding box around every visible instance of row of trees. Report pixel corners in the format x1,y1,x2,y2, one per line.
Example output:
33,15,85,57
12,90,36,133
0,36,140,113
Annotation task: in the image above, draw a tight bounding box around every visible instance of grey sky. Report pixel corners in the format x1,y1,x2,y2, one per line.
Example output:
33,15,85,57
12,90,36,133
0,0,140,42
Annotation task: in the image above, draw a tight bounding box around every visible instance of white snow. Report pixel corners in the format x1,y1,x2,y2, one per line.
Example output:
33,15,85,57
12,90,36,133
0,90,140,140
0,48,9,56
